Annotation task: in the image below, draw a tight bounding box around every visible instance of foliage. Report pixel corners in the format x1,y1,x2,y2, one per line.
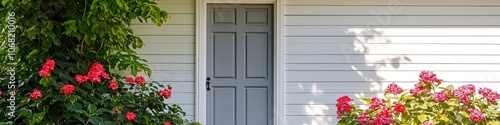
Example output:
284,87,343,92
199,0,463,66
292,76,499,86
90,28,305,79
337,71,500,125
0,0,199,124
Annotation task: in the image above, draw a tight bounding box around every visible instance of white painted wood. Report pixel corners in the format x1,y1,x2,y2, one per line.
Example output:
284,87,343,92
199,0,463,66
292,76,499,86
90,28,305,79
285,26,500,36
275,1,286,125
195,0,208,124
206,0,275,3
286,6,500,16
285,37,500,44
284,116,340,125
286,64,500,71
285,71,500,82
132,25,195,36
148,64,194,71
286,44,500,54
140,55,194,64
139,36,195,44
285,16,500,26
136,44,195,54
286,55,500,64
286,0,500,5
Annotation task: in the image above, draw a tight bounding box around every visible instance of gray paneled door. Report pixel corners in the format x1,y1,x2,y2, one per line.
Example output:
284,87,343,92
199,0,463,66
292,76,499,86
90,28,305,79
206,4,273,125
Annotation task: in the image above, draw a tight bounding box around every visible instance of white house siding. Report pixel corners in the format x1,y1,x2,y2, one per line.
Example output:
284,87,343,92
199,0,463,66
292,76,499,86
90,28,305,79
284,0,500,125
132,0,195,120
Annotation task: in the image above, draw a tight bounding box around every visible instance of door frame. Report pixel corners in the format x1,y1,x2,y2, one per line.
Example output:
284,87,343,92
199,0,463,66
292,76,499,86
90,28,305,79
195,0,285,125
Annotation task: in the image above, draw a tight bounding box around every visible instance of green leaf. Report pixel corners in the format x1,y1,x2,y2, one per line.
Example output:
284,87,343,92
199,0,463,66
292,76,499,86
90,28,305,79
88,116,104,125
490,121,500,125
94,108,109,115
446,84,454,90
88,104,97,113
39,77,50,86
418,114,427,122
69,96,77,103
27,49,40,58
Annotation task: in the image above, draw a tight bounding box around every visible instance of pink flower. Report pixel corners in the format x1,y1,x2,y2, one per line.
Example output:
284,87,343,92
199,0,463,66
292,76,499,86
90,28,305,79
30,88,42,100
125,77,135,83
410,88,420,96
452,84,476,103
357,112,369,124
479,87,500,104
393,103,405,114
423,121,434,125
38,69,51,77
125,112,136,122
385,82,403,95
164,122,172,125
159,89,172,99
433,90,448,103
336,96,353,103
419,70,442,84
61,84,76,95
461,84,475,95
43,59,56,70
74,74,88,84
108,80,119,91
369,97,386,110
468,108,485,122
373,108,393,124
0,90,2,98
135,76,146,85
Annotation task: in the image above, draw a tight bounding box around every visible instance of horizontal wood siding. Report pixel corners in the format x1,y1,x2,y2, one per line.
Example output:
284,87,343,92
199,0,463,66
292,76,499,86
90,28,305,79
283,0,500,124
131,0,195,120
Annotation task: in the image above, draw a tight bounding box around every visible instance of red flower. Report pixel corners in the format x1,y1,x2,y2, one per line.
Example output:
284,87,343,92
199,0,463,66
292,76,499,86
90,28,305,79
135,76,146,85
373,108,393,124
336,102,352,119
0,90,3,98
38,69,51,77
87,62,108,83
108,80,119,91
75,74,88,84
159,89,172,99
125,77,135,83
469,108,485,122
336,96,353,103
43,59,56,70
164,122,172,125
357,112,369,124
125,112,136,122
393,103,405,114
61,84,76,95
385,82,403,95
30,88,42,100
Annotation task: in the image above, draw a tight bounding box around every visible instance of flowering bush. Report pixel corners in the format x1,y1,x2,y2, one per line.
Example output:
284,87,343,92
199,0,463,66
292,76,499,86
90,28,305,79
337,71,500,125
0,0,198,124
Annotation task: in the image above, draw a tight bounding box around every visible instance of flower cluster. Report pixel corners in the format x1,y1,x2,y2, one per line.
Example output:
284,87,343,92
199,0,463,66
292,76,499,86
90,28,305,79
468,108,485,122
385,82,403,95
29,88,43,100
393,103,405,114
108,80,119,91
61,84,76,95
159,88,172,99
336,96,353,119
125,76,146,85
126,112,136,122
478,87,500,104
74,62,110,84
433,90,448,103
409,82,430,96
451,84,476,103
419,70,442,84
369,97,386,110
38,59,56,77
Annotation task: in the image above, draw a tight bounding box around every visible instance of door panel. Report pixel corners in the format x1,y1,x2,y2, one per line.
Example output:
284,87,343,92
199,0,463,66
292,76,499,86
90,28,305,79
207,4,273,125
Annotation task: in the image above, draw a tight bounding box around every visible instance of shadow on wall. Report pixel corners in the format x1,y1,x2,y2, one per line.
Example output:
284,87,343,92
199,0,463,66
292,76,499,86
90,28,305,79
289,27,412,125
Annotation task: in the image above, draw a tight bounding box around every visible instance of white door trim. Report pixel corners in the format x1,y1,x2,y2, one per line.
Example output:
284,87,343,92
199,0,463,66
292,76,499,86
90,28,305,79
195,0,285,125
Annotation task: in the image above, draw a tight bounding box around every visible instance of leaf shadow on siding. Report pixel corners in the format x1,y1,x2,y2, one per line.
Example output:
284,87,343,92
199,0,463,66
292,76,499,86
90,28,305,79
295,28,412,125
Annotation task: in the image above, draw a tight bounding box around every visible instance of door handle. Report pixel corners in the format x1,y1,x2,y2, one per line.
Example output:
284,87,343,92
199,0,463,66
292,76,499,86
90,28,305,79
206,77,211,91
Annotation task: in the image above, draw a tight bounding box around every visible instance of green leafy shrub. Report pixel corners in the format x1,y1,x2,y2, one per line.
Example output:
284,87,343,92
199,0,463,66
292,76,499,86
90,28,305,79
0,0,199,124
337,71,500,125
